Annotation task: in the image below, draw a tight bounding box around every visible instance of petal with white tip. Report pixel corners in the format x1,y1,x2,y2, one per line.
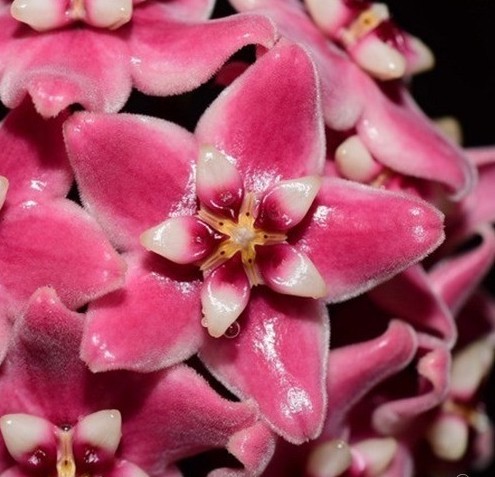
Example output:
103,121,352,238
196,145,244,217
0,414,56,461
258,244,327,299
74,410,122,455
140,216,216,265
84,0,133,29
10,0,68,31
257,177,321,231
201,261,250,338
306,440,352,477
0,176,8,210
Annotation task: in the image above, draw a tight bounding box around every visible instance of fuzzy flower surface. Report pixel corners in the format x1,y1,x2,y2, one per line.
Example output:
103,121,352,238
64,41,445,444
0,287,275,477
0,0,278,117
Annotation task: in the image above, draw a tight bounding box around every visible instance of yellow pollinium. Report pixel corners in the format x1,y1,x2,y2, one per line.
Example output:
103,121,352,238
198,193,286,286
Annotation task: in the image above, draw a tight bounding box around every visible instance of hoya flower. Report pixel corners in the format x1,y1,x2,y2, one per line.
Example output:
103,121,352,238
228,0,475,200
0,287,274,477
64,42,444,443
0,101,125,361
0,0,278,117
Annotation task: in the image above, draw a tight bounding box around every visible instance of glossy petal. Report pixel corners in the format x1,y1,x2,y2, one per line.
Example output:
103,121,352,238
201,260,251,338
200,290,329,444
0,28,131,117
295,178,445,302
324,321,417,435
0,101,72,205
196,41,325,189
81,253,204,372
64,112,198,251
257,244,327,298
0,200,125,311
130,7,278,96
257,177,321,231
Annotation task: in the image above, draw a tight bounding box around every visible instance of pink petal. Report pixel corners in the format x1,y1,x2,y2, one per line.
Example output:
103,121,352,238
196,145,244,218
356,84,475,200
256,177,321,232
0,101,72,205
368,265,456,347
257,244,327,298
295,178,445,303
130,7,278,96
64,112,198,251
199,289,329,444
0,200,125,311
0,28,131,117
324,321,417,436
372,344,451,435
81,252,204,372
430,226,495,314
196,41,325,189
201,259,251,338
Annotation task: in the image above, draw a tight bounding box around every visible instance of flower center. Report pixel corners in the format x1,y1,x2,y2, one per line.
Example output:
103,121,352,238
197,193,286,286
10,0,134,32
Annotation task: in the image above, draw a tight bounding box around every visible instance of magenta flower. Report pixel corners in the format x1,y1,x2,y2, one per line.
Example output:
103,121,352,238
0,0,278,117
64,41,445,443
228,0,475,200
0,101,125,361
0,287,274,477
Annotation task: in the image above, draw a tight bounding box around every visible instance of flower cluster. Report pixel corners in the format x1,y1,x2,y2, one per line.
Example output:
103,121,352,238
0,0,493,476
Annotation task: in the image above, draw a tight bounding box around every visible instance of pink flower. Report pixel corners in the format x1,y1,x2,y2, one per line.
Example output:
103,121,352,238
228,0,475,200
64,41,445,443
0,101,125,361
0,287,274,477
0,0,278,117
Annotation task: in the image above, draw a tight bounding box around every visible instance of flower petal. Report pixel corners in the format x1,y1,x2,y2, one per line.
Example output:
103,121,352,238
64,112,198,251
81,252,203,372
257,176,321,231
0,101,72,205
0,200,125,311
130,6,278,96
141,216,216,265
295,178,445,303
201,259,251,338
196,41,325,188
257,244,327,298
200,290,329,444
0,29,131,117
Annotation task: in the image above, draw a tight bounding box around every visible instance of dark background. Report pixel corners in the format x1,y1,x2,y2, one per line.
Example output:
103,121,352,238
388,1,495,476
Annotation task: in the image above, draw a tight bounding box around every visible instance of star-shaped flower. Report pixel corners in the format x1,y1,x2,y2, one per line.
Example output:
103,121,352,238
0,287,274,477
64,41,445,443
0,0,278,117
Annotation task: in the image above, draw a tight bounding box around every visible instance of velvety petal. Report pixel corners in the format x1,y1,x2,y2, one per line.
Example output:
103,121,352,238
430,226,495,314
293,178,445,303
199,289,329,444
369,265,456,347
356,84,475,200
196,41,325,189
130,6,278,96
372,343,451,435
81,252,204,372
324,321,417,436
0,101,72,205
0,200,125,311
64,112,198,251
0,28,131,117
120,365,264,474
